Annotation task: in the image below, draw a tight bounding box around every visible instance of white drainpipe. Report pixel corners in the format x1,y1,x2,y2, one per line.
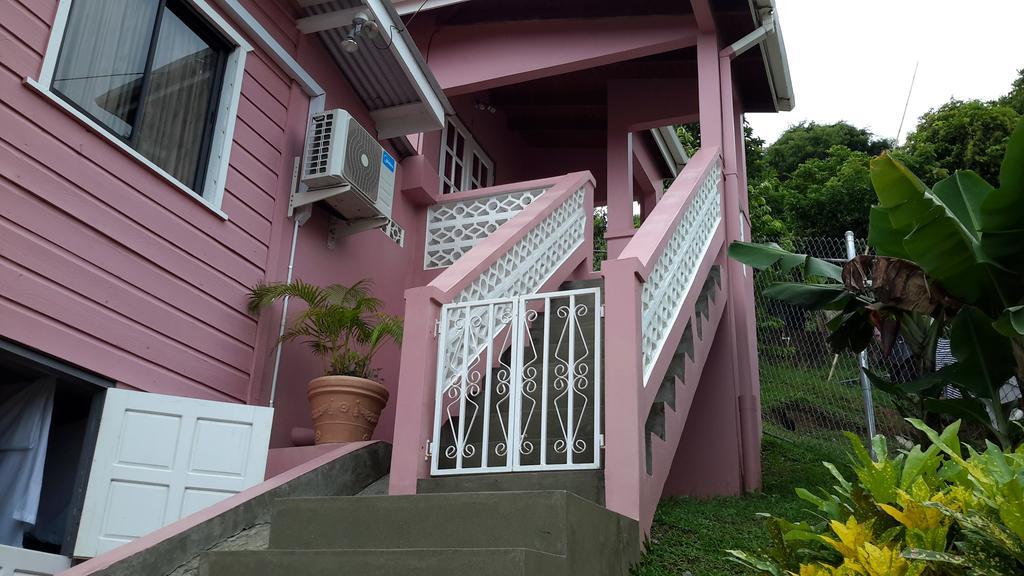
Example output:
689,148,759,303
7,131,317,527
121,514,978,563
268,95,325,408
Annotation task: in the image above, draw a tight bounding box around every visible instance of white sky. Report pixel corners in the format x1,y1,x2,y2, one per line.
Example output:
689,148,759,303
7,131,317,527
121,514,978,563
746,0,1024,145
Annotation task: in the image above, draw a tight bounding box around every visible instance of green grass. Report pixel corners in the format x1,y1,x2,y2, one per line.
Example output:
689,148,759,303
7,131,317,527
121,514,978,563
633,430,851,576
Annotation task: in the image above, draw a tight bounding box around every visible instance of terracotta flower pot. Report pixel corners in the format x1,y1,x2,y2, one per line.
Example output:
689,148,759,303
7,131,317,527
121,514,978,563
307,375,389,444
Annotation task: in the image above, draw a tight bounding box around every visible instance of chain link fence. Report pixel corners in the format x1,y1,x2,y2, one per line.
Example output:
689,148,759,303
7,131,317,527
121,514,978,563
754,236,915,446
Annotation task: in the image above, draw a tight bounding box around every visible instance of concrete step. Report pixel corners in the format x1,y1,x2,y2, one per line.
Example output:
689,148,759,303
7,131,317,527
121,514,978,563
417,470,604,504
252,489,635,575
270,491,573,554
200,548,564,576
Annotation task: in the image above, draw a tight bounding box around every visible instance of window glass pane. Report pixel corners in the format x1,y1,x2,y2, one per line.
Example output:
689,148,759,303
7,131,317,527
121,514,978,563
445,122,456,150
134,3,222,189
52,0,160,138
452,160,463,192
455,131,465,157
480,163,490,186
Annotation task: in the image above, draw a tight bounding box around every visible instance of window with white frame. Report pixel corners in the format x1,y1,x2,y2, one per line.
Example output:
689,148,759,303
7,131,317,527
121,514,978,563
439,117,494,195
33,0,250,210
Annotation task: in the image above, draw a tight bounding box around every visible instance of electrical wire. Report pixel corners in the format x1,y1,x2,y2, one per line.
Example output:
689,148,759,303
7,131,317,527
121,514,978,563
371,0,432,50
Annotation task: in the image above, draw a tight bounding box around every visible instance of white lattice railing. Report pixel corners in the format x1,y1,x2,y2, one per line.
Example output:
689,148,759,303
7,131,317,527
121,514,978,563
439,183,589,384
639,157,722,382
424,187,547,269
392,172,596,493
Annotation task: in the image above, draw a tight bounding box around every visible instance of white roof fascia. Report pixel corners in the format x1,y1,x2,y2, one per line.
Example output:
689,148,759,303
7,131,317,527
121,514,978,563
748,0,795,112
650,126,689,177
368,0,452,134
391,0,474,15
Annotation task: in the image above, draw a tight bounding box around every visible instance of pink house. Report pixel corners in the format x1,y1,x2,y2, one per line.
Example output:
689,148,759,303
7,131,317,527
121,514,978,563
0,0,792,573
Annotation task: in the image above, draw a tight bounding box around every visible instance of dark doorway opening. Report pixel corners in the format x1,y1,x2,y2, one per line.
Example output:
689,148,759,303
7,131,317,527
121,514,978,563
0,338,111,558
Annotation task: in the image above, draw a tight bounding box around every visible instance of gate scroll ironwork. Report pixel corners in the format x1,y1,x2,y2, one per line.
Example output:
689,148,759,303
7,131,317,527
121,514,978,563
430,288,602,476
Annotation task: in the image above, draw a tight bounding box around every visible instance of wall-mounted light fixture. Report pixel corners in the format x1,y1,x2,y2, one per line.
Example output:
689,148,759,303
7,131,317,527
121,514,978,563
341,11,380,53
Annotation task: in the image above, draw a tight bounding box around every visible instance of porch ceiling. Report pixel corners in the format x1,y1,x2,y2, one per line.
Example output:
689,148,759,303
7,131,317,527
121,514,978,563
485,49,701,149
405,0,790,113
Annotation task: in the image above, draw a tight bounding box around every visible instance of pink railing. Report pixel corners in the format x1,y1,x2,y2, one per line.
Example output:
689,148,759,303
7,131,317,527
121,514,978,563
389,172,596,494
602,147,728,533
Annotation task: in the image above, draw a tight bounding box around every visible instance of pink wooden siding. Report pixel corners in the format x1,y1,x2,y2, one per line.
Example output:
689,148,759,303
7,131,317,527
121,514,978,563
0,0,301,402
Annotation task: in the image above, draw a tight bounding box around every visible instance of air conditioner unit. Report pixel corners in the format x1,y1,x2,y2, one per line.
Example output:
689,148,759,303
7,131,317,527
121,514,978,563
297,109,395,221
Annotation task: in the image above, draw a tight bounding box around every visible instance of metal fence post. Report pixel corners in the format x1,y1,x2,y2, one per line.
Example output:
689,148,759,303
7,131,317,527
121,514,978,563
846,231,877,445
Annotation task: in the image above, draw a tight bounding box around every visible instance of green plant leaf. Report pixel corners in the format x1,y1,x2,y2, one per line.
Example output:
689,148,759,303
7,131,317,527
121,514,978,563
947,307,1015,406
994,305,1024,337
870,153,1009,311
868,206,911,259
902,548,966,565
980,118,1024,275
825,308,874,353
728,241,842,281
933,171,992,241
762,282,850,310
924,398,999,439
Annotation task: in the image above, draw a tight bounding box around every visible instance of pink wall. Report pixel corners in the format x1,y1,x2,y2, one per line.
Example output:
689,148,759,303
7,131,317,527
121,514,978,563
0,0,307,403
0,0,422,448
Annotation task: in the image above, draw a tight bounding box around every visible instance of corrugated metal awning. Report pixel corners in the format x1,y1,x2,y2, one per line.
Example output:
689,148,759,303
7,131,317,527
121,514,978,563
298,0,452,138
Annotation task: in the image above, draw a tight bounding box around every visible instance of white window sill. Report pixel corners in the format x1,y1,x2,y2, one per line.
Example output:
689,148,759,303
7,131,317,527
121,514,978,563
24,78,230,221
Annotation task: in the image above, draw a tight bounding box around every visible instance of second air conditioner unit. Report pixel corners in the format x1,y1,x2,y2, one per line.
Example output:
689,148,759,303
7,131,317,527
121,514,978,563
296,109,395,221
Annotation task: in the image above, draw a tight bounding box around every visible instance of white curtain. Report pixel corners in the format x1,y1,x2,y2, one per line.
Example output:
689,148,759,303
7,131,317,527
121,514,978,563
51,0,160,138
0,378,55,547
134,7,219,189
52,0,222,190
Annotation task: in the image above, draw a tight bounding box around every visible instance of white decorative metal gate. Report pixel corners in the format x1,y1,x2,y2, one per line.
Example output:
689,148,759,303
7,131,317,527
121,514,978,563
430,288,602,476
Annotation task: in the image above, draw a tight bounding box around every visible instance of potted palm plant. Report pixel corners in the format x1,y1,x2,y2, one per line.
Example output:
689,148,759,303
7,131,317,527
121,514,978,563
248,279,403,444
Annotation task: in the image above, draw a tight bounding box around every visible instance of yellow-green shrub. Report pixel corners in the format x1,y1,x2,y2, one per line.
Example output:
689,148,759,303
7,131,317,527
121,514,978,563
728,420,1024,575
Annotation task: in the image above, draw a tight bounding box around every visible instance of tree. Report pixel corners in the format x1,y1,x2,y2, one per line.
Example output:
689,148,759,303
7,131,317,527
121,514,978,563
999,68,1024,115
768,145,875,239
902,99,1020,185
765,121,892,180
748,178,790,240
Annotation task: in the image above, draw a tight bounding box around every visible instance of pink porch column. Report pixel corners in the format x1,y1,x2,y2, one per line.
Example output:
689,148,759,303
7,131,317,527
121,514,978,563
605,127,635,258
601,257,645,522
663,30,762,495
388,286,444,495
719,53,762,491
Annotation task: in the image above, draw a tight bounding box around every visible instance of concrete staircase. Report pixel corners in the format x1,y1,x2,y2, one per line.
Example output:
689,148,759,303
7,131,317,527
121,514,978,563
199,490,638,575
199,279,640,576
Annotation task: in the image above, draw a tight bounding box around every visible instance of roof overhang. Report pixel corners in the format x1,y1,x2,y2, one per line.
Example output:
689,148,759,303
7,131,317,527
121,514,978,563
297,0,453,139
747,0,794,112
392,0,473,14
650,126,689,176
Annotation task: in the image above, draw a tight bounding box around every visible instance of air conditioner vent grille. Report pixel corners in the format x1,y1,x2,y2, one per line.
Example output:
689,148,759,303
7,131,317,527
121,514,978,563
305,113,334,177
343,119,382,201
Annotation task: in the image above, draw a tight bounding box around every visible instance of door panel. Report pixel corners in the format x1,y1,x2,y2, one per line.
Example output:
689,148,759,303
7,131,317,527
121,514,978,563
72,389,272,558
0,544,70,576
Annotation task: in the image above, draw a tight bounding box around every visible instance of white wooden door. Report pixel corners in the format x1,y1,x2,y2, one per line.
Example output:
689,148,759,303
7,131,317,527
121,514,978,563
73,389,273,558
0,544,70,576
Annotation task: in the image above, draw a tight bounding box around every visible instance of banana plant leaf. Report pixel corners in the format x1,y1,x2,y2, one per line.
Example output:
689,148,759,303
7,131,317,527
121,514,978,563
923,398,1001,443
936,306,1017,447
948,307,1015,401
728,241,842,281
863,366,950,397
981,119,1024,275
868,154,1013,314
825,307,874,353
762,282,851,310
994,305,1024,338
